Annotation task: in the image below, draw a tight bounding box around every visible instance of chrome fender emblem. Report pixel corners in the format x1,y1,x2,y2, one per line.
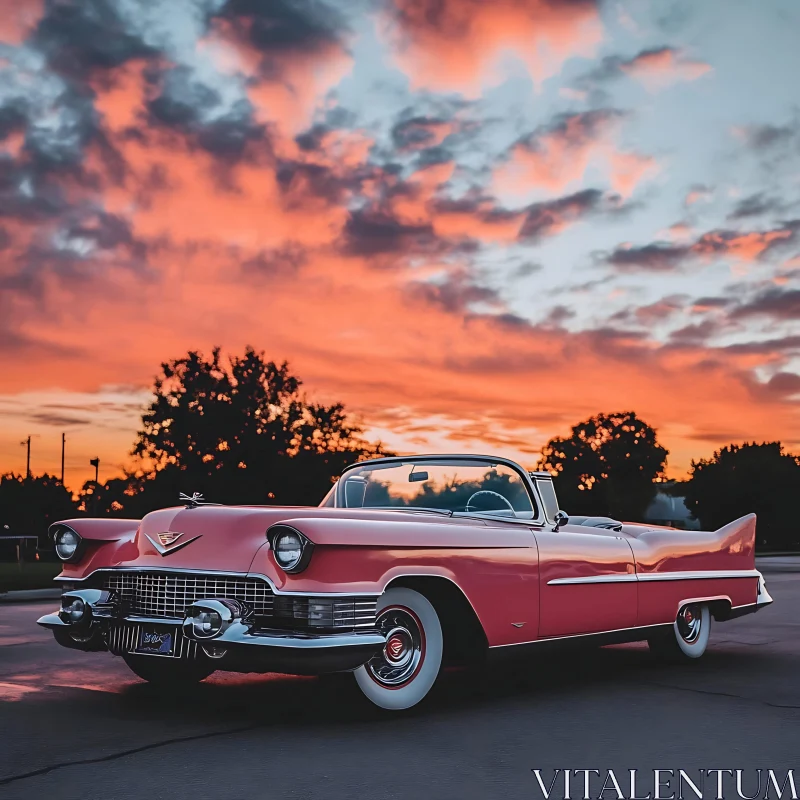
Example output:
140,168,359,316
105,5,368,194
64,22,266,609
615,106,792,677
145,531,202,557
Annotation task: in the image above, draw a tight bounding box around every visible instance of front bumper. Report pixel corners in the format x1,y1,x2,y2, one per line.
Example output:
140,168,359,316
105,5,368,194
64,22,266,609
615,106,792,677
200,622,386,673
38,591,386,675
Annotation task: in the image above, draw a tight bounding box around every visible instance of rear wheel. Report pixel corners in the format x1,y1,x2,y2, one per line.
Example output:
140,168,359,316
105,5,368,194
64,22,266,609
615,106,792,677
354,587,443,710
122,654,216,687
648,603,711,662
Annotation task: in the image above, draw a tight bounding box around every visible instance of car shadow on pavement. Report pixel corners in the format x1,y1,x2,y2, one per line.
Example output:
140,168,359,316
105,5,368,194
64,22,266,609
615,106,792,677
107,641,771,727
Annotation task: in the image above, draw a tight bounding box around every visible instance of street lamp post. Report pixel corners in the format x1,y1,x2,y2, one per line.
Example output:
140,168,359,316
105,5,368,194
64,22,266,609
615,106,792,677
90,457,100,516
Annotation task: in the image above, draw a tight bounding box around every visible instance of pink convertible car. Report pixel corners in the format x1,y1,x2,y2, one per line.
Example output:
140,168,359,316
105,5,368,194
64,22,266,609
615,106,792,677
38,454,772,710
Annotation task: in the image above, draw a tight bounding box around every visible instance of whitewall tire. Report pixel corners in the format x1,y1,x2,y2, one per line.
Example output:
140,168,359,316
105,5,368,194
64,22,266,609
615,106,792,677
354,587,443,710
648,603,711,661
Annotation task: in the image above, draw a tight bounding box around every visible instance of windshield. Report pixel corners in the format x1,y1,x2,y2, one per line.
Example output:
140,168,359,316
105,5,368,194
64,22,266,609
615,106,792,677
325,458,538,519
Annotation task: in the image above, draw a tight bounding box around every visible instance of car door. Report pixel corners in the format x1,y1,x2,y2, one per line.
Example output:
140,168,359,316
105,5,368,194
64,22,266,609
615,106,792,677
534,526,637,638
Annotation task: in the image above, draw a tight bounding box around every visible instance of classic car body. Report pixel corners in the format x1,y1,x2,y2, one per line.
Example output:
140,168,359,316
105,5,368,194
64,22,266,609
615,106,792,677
38,454,773,710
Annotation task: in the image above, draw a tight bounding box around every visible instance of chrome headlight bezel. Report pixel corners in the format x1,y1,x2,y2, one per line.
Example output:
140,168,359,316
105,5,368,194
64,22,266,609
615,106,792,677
183,598,244,640
267,525,313,574
53,525,82,562
59,595,87,624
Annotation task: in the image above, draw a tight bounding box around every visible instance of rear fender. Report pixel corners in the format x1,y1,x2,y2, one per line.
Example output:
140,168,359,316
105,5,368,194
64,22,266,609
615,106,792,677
626,513,757,574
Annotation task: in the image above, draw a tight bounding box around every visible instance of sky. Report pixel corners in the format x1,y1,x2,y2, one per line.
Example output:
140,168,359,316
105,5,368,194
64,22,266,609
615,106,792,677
1,0,799,493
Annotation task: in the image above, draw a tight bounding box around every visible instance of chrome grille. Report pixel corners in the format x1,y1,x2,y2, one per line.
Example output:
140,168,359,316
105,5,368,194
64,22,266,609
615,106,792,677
271,596,378,630
99,571,378,631
103,572,274,619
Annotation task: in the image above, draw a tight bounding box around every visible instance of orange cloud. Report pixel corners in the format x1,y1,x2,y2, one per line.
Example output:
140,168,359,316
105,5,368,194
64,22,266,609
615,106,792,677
494,112,658,199
685,186,712,206
206,16,354,134
694,229,794,262
382,0,603,95
0,0,43,45
607,151,660,198
620,47,712,90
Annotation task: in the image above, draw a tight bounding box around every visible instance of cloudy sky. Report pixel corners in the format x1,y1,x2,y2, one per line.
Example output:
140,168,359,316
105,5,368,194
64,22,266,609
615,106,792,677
1,0,799,491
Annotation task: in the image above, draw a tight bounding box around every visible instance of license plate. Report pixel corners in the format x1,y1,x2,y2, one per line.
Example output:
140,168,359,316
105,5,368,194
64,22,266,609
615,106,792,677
135,627,175,656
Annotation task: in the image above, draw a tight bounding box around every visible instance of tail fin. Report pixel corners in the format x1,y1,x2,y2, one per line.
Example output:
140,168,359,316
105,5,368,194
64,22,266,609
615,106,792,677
714,513,756,566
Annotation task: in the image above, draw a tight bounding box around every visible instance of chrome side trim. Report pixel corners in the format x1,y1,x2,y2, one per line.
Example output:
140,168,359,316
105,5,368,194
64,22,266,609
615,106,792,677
675,594,731,617
547,568,761,586
636,569,761,582
547,573,638,585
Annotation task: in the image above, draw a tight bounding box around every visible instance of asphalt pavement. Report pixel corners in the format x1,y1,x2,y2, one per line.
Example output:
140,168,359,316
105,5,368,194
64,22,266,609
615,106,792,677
0,574,798,800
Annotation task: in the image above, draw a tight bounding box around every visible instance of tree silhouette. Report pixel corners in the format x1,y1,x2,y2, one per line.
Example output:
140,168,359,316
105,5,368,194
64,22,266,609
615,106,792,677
93,347,388,513
78,473,149,518
683,442,800,550
537,411,668,521
0,474,78,558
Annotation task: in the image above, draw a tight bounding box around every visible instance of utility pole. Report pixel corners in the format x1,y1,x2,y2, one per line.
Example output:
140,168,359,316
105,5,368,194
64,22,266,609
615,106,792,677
21,435,31,479
20,434,40,480
61,432,66,484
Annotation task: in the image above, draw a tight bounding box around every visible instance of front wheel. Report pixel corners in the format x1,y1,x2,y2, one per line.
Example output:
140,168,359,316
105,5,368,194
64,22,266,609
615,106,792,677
648,603,711,662
122,654,216,687
354,587,443,710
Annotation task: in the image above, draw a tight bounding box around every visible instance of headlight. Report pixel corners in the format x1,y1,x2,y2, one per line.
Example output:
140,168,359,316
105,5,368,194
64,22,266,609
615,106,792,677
54,527,81,561
274,531,303,569
268,526,313,573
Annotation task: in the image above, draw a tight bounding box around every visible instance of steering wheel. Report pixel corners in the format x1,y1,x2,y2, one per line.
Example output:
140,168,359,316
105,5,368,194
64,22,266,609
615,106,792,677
465,490,515,515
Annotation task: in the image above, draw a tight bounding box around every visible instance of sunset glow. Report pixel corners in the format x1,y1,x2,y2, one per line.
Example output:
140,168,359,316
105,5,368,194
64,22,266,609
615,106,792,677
1,0,799,491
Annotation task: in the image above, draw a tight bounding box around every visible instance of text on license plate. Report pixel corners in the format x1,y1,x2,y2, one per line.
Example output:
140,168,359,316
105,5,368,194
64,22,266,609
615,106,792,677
135,627,175,656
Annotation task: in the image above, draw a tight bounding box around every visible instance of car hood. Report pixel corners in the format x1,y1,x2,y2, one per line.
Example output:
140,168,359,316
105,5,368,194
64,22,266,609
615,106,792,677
118,505,493,573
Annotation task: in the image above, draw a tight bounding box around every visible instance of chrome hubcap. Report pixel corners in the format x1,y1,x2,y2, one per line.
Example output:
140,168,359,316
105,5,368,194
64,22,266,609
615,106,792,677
677,604,703,643
367,608,424,687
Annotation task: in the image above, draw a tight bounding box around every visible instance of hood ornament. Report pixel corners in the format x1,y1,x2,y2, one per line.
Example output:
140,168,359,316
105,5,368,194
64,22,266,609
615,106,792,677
145,530,202,557
179,492,215,509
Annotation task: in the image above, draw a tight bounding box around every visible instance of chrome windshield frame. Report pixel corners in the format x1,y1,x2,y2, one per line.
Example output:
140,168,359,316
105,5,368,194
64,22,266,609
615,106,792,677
332,454,548,526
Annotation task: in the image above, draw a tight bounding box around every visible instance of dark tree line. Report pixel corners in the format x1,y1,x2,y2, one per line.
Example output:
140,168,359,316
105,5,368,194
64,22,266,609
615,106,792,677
682,442,800,550
537,412,800,550
0,473,76,557
1,349,798,551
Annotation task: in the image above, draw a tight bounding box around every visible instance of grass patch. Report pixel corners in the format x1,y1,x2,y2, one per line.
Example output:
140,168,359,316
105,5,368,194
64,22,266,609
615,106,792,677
0,561,62,592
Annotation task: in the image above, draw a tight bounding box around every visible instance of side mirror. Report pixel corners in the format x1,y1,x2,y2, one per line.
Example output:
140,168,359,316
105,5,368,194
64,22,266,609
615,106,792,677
552,510,569,532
